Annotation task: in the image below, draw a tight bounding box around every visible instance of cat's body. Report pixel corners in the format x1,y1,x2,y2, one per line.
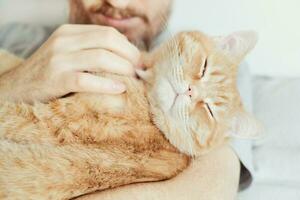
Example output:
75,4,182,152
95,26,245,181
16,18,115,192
0,75,189,199
0,31,261,199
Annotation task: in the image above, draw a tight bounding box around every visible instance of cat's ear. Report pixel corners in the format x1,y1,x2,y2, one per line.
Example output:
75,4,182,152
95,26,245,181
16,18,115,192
227,111,264,139
214,31,258,60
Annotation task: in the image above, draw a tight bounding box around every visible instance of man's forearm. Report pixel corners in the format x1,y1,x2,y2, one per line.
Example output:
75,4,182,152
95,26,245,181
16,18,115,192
76,145,241,200
0,64,36,103
0,50,23,75
0,50,28,102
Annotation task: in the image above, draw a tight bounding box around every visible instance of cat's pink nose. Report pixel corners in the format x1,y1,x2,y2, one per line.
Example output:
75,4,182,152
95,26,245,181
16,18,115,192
185,86,193,98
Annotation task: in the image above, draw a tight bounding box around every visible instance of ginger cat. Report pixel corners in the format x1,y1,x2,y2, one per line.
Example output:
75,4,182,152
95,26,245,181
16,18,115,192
0,30,261,200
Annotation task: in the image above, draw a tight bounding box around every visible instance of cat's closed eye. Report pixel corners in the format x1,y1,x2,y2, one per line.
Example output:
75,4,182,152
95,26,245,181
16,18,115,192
205,103,214,118
194,58,208,79
200,58,208,78
196,101,214,118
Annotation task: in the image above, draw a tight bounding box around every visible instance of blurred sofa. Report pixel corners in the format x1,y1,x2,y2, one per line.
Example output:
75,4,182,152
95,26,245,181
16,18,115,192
238,76,300,199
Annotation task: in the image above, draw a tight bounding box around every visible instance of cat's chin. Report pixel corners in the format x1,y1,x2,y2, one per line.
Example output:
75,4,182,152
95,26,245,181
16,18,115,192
149,103,196,156
149,104,216,157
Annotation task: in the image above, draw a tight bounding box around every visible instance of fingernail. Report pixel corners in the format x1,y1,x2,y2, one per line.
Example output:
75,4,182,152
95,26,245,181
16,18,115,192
136,60,146,70
137,61,143,69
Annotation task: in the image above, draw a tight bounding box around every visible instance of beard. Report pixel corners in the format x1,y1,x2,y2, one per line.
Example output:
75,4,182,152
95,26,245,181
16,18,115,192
69,0,171,50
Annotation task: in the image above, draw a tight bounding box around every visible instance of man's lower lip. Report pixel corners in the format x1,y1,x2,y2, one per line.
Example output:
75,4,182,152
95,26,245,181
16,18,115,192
94,13,138,28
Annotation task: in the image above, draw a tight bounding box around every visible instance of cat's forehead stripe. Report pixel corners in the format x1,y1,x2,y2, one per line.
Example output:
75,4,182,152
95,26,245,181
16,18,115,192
177,32,207,66
186,32,211,54
184,33,206,56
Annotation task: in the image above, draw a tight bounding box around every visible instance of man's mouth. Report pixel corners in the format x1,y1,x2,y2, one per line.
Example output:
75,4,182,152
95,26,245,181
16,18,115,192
91,12,142,30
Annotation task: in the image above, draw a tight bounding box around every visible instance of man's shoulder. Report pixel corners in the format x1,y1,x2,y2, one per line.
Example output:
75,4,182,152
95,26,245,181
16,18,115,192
0,23,56,58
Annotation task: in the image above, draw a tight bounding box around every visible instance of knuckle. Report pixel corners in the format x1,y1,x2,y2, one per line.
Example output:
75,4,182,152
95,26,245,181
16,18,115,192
103,27,119,40
48,54,64,70
62,73,74,92
74,73,84,89
48,55,59,68
51,35,72,52
95,49,106,60
50,35,64,51
106,26,118,34
56,24,72,34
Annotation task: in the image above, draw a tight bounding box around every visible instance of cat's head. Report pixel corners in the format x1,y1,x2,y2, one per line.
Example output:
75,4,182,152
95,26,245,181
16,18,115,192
137,31,262,156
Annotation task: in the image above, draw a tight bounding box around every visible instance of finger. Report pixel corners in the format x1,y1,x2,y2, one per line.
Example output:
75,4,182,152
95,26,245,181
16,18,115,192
54,49,135,76
137,52,152,69
56,28,140,65
66,72,126,94
54,24,107,35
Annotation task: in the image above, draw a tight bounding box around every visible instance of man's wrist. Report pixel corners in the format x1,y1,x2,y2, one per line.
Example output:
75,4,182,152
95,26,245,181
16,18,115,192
0,50,23,75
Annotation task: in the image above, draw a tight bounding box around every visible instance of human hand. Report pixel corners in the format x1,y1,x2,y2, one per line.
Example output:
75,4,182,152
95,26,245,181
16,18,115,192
0,24,140,103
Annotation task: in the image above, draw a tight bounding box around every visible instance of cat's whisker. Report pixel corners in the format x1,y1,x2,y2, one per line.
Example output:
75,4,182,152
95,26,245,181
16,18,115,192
184,104,189,121
172,61,185,91
184,105,190,130
179,101,185,121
